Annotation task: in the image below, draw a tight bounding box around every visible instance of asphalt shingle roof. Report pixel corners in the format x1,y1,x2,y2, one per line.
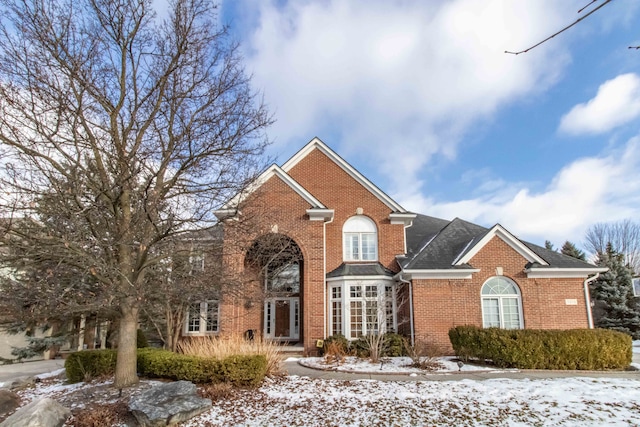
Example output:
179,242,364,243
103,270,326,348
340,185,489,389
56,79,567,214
401,214,600,271
327,262,396,278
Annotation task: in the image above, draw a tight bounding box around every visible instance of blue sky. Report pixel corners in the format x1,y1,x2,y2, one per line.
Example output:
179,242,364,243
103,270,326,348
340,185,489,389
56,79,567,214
219,0,640,251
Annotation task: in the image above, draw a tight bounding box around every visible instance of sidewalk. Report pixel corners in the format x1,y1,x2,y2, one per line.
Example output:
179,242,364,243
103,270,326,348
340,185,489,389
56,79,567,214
0,359,65,385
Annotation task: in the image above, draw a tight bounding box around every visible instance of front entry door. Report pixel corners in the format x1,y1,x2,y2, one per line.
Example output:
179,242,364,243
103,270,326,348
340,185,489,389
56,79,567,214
264,297,299,341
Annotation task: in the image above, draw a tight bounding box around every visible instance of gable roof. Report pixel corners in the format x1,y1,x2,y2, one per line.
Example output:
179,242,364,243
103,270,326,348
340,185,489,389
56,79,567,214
217,164,325,216
400,215,604,278
282,137,410,213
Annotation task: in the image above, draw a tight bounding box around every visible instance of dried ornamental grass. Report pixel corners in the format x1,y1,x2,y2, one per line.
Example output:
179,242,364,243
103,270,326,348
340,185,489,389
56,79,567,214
177,333,283,376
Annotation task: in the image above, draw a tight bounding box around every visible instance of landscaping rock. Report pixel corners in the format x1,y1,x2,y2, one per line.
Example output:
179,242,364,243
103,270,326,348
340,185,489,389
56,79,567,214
0,398,70,427
9,376,35,391
0,389,20,417
129,380,211,427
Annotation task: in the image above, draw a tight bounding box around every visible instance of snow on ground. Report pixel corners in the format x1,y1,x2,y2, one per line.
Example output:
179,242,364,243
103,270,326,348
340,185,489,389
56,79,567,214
184,375,640,426
633,340,640,353
299,356,505,374
7,360,640,426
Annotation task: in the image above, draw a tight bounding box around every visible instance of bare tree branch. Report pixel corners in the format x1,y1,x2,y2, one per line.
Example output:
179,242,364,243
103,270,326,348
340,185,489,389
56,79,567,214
505,0,614,55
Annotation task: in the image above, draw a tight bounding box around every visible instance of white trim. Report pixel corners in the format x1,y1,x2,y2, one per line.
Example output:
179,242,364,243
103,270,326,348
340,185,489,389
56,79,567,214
220,164,326,212
307,208,334,221
398,269,480,280
525,267,608,278
480,277,524,329
282,137,407,213
455,225,548,266
389,212,416,225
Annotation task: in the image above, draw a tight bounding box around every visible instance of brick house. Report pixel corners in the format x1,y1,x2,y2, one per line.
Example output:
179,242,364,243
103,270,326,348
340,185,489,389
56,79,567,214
199,137,606,354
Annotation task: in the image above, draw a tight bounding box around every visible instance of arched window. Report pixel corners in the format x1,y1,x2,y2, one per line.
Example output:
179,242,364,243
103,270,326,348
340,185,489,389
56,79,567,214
343,216,377,261
481,276,523,329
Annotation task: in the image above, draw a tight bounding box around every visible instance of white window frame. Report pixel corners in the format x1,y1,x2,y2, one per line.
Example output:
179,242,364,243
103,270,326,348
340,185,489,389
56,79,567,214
328,280,396,339
184,300,219,335
633,278,640,297
189,250,205,274
343,216,378,261
480,277,524,330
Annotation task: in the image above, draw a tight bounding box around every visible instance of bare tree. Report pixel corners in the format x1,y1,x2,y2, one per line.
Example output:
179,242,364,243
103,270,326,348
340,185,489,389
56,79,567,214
584,220,640,274
0,0,270,388
505,0,638,55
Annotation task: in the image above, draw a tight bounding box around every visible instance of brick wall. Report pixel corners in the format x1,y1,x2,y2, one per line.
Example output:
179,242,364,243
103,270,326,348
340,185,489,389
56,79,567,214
219,146,410,354
412,236,590,352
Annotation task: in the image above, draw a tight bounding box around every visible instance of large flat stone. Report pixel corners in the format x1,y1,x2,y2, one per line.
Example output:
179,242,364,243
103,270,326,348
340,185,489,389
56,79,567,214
0,397,70,427
129,381,212,427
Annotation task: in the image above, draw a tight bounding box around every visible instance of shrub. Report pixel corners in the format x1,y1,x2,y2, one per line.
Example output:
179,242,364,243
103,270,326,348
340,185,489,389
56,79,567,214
403,335,446,370
449,326,631,370
323,335,350,356
177,333,281,376
136,329,149,348
138,347,266,386
217,354,268,387
65,349,117,383
382,333,405,357
67,347,267,386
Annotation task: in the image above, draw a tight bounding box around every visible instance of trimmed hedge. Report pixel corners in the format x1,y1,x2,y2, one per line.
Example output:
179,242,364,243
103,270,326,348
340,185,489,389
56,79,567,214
65,349,117,383
449,326,631,370
65,348,267,386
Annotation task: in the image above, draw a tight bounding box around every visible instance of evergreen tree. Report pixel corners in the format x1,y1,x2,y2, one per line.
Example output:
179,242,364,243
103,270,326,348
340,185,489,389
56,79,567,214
545,240,556,251
591,243,640,339
561,241,586,260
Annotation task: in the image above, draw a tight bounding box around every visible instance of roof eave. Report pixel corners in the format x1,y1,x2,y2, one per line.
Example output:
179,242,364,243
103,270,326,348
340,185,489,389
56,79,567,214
525,267,609,279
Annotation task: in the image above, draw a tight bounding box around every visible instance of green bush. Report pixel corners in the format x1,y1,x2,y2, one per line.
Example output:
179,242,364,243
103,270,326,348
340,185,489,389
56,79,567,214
217,355,268,387
138,348,266,386
66,348,267,386
65,349,117,383
449,326,631,370
382,333,405,357
136,329,149,348
349,336,369,357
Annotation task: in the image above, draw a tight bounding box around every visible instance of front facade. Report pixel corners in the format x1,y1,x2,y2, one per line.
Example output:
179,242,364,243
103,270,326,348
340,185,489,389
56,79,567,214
205,137,605,353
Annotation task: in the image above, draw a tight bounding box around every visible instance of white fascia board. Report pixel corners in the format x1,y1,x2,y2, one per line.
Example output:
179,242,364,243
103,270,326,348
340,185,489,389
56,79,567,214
326,275,394,283
398,269,480,280
222,164,326,211
525,267,608,279
282,137,407,213
389,212,417,225
307,208,335,221
455,224,548,266
213,209,237,220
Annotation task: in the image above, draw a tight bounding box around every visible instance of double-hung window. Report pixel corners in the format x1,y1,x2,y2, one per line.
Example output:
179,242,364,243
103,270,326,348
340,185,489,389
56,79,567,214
185,300,219,334
343,216,378,261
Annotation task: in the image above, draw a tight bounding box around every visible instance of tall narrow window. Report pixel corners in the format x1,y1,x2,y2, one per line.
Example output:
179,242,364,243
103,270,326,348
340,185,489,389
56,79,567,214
481,277,523,329
343,216,378,261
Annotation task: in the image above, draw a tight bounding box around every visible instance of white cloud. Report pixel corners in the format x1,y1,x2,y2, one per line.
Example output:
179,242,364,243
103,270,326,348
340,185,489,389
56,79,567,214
559,73,640,135
401,135,640,247
237,0,578,192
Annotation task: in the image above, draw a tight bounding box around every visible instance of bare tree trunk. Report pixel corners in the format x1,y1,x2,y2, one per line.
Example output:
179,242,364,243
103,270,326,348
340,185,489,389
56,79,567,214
114,297,139,388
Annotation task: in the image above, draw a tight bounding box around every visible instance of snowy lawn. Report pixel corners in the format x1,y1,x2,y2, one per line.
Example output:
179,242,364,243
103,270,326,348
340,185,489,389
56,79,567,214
183,375,640,426
6,367,640,427
299,355,507,374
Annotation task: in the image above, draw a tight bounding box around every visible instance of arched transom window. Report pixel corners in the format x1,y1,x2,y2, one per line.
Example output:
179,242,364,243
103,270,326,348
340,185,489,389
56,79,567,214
481,276,523,329
343,216,377,261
